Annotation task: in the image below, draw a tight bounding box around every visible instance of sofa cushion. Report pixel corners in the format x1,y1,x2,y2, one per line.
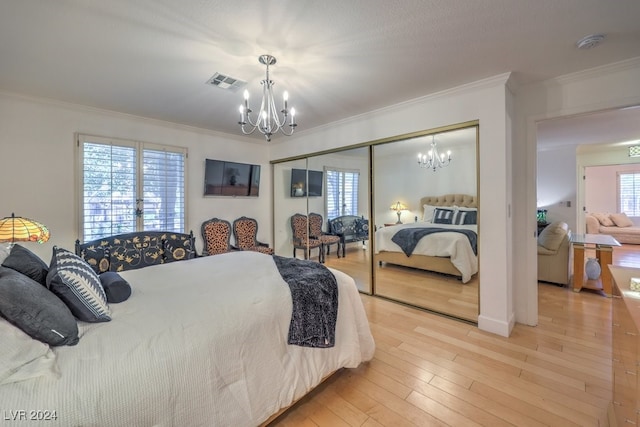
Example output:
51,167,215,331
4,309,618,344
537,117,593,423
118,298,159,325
592,212,614,226
538,221,568,252
610,212,634,228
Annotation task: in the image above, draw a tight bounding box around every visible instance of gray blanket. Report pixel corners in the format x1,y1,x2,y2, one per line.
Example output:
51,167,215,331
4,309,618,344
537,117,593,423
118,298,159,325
391,227,478,256
272,255,338,348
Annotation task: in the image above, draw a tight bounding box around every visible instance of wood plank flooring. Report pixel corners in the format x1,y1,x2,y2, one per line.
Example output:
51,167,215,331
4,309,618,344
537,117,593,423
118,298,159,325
269,245,640,426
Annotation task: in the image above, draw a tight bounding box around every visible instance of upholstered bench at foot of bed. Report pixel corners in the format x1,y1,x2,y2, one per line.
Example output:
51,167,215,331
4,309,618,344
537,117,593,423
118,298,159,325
75,231,196,273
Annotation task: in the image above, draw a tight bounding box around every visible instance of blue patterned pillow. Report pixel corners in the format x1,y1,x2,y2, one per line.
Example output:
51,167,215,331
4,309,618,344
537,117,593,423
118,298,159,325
46,247,111,323
433,208,455,224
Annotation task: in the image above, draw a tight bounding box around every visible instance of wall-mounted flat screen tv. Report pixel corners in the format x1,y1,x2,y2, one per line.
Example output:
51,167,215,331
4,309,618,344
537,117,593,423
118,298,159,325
204,159,260,197
291,168,323,197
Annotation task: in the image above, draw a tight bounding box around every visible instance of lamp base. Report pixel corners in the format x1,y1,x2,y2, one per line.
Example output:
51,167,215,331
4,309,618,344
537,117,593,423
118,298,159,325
396,211,402,224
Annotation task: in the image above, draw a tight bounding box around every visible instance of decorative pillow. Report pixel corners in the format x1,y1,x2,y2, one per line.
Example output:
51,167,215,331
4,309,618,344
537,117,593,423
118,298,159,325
1,244,49,286
99,272,132,303
433,208,455,224
592,212,614,227
610,212,634,228
0,317,58,384
453,209,477,225
46,247,111,323
163,234,196,263
537,221,567,251
78,244,111,274
0,266,79,346
422,205,437,223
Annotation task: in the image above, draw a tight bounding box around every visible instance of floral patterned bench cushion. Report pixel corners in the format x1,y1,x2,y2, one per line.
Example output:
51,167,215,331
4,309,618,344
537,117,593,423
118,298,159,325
76,231,196,273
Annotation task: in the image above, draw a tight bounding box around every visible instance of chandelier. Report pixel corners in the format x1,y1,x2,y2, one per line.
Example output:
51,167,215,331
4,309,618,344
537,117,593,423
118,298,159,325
238,54,297,142
417,134,452,171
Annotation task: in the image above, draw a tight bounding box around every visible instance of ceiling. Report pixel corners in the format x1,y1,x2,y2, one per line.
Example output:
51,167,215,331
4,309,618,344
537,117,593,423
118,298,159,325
1,0,640,145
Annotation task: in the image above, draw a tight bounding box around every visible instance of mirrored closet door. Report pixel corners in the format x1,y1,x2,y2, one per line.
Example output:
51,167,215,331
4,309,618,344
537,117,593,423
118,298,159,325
371,125,479,322
271,123,478,320
272,149,372,294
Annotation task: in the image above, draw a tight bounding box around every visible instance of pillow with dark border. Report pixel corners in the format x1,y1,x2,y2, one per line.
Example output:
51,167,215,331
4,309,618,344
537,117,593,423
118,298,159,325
1,244,49,286
0,266,79,346
433,208,455,224
47,246,111,323
99,272,131,303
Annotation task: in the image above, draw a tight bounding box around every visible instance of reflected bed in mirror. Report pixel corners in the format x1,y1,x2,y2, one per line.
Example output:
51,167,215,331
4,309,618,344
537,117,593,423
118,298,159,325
375,194,478,283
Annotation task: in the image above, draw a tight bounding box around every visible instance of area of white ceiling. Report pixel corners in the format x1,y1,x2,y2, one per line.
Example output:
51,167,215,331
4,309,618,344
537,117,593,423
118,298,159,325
1,0,640,143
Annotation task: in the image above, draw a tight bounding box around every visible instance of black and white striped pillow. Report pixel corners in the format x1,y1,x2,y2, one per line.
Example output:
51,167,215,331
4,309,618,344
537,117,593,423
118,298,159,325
433,208,455,224
453,209,478,225
47,247,111,323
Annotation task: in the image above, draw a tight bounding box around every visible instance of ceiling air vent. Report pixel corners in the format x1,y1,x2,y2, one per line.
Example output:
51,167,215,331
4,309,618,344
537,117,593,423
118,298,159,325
205,73,246,92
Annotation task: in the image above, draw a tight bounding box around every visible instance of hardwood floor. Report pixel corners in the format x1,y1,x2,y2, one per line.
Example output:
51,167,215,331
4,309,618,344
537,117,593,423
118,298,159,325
270,244,640,426
324,243,479,322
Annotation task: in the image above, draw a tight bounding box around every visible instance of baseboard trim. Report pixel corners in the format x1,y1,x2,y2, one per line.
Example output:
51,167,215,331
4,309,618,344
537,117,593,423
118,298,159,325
478,312,514,337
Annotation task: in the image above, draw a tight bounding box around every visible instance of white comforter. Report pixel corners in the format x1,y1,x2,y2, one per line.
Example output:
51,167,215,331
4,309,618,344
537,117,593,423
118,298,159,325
0,251,375,426
375,222,478,283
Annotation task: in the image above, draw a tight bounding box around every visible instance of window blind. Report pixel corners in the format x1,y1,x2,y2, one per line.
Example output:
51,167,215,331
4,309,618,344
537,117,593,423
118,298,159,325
79,135,186,241
618,172,640,216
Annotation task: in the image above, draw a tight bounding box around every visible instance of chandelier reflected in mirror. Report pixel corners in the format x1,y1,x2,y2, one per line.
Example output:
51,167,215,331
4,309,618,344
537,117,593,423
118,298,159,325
417,134,452,171
238,55,297,142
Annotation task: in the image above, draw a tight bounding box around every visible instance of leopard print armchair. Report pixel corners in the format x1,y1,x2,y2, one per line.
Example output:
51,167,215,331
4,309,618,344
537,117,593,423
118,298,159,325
201,218,234,256
232,216,273,255
309,213,341,258
290,213,324,263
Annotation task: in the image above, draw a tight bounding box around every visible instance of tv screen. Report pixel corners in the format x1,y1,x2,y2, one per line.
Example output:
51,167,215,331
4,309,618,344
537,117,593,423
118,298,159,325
204,159,260,197
291,168,323,197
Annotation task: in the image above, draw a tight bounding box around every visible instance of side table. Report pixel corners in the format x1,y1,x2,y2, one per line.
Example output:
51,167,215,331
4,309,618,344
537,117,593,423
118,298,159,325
570,233,621,296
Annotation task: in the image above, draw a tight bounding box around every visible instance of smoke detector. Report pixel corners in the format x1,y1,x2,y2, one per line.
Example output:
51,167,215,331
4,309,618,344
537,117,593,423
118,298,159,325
576,34,605,50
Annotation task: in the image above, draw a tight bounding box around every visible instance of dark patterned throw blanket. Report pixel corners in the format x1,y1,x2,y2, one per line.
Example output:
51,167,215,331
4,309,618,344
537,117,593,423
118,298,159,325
391,227,478,256
272,255,338,348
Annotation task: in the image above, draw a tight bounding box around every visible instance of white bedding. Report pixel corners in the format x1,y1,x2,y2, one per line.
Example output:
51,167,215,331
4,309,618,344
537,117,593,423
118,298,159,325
0,251,375,426
375,222,478,283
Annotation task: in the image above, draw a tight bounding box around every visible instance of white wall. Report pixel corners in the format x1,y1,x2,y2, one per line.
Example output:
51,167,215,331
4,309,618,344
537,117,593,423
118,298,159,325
270,74,514,337
0,92,271,258
537,146,577,230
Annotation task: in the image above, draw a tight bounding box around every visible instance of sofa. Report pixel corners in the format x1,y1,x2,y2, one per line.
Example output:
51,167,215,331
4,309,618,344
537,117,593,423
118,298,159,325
328,215,369,257
75,231,196,273
537,221,571,286
586,212,640,244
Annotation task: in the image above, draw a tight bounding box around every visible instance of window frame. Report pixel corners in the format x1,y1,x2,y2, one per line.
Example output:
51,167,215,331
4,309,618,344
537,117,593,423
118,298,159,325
76,133,188,241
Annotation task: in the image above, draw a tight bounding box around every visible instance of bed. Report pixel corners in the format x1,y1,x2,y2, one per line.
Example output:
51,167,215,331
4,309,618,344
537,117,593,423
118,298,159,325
375,194,478,283
0,249,375,426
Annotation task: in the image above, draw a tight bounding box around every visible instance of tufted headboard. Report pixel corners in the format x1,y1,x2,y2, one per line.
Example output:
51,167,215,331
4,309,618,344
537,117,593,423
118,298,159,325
420,194,477,209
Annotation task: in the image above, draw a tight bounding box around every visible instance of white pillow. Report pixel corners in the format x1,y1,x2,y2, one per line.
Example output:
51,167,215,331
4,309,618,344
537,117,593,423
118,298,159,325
0,317,58,385
454,205,477,212
422,204,437,222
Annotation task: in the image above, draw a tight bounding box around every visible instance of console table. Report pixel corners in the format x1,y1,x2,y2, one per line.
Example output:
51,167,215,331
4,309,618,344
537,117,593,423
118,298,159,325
570,233,620,296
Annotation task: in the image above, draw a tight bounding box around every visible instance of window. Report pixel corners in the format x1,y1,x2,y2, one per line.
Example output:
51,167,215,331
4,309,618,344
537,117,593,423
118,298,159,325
325,168,359,219
78,134,186,240
618,172,640,216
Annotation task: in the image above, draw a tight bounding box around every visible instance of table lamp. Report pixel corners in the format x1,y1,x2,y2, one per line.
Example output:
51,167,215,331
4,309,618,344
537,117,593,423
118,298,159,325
0,213,50,249
390,201,407,224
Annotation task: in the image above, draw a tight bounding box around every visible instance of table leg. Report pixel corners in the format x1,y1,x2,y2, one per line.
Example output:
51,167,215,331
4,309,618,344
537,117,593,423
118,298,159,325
572,242,585,292
596,244,613,297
